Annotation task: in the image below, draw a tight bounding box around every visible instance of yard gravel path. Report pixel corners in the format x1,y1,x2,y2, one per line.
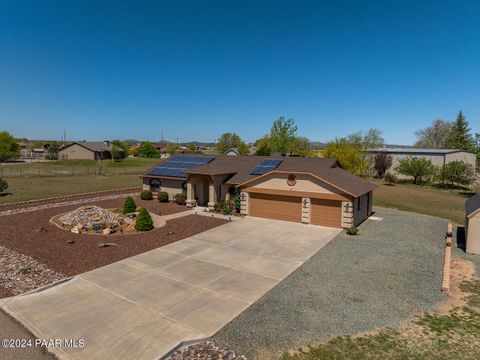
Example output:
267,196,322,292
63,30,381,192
212,207,448,359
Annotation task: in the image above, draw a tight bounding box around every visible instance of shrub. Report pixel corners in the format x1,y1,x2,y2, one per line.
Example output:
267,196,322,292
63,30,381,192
374,152,393,178
436,161,475,188
174,193,187,205
140,190,153,200
233,193,241,213
157,191,169,203
135,208,153,231
222,202,233,215
214,202,222,212
123,196,137,214
346,226,359,235
0,178,8,193
384,172,397,185
395,156,436,185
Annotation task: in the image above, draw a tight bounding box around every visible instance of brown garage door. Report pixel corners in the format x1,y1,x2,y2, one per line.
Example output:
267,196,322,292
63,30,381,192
311,198,342,228
249,193,302,223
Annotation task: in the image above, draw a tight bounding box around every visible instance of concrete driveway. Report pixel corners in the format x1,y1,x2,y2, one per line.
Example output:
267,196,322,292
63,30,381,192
1,217,339,360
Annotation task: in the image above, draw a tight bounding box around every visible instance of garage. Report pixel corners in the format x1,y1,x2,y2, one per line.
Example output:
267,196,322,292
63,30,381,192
249,193,302,223
311,198,342,228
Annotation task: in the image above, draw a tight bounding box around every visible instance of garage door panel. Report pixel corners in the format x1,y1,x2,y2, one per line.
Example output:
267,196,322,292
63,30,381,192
311,199,341,228
250,193,301,223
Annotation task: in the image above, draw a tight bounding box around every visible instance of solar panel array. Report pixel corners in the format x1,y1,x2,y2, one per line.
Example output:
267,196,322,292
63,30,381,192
250,159,283,175
148,156,215,178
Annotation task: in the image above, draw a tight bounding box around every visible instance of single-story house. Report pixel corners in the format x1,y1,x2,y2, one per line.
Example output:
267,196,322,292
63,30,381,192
142,155,375,228
58,141,123,160
466,193,480,255
365,148,477,178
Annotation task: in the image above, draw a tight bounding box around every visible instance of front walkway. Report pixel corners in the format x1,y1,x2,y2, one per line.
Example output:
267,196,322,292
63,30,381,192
1,218,339,360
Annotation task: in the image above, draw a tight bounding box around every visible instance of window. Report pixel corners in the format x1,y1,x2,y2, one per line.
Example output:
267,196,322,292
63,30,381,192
150,178,160,192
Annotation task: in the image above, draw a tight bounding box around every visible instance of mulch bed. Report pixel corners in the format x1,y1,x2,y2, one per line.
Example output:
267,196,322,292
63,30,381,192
0,285,13,298
0,196,228,286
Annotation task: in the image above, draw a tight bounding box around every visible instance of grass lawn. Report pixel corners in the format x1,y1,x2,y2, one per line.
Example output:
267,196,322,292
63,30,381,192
283,278,480,360
373,180,474,224
0,174,141,203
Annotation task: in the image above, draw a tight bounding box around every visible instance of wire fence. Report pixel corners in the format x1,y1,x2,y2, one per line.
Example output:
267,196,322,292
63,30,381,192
0,165,146,178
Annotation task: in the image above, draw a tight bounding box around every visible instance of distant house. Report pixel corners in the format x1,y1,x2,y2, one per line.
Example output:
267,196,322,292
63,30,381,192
224,148,240,156
58,141,122,160
466,194,480,255
365,148,477,178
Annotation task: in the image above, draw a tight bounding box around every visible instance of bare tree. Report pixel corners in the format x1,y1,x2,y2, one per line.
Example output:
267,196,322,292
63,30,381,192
414,119,452,148
373,152,393,178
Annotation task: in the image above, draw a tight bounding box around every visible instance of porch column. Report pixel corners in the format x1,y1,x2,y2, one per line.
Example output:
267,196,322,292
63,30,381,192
301,197,311,224
208,182,216,210
341,201,354,228
240,192,249,215
186,181,195,208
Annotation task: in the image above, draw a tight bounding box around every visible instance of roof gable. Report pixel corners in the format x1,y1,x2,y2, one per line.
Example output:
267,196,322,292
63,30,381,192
466,193,480,218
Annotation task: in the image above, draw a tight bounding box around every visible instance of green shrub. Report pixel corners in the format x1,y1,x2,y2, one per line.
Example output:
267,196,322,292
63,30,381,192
174,193,187,205
395,156,436,185
233,193,241,213
0,178,8,193
384,172,397,185
214,202,222,212
140,190,153,200
135,208,153,231
123,196,137,214
157,191,169,202
346,226,359,235
222,201,232,215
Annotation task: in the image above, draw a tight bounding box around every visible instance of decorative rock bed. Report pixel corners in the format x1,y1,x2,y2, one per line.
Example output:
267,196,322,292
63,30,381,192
0,246,66,296
53,206,140,235
167,342,246,360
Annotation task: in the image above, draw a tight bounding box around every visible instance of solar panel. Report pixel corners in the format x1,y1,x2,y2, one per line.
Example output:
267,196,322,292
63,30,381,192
250,159,283,175
148,156,215,178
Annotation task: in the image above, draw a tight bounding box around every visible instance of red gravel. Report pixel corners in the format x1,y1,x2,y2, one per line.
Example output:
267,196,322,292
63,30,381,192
0,196,228,278
0,285,13,298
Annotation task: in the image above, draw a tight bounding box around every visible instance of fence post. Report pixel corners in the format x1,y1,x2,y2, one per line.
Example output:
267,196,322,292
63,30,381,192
441,223,453,292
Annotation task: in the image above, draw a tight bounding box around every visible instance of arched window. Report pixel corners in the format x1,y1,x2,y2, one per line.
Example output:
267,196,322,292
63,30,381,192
150,178,160,192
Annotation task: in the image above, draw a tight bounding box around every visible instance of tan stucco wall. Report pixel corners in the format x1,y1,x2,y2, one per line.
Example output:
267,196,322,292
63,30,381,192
160,179,185,201
353,191,371,226
59,144,95,160
466,212,480,255
246,173,342,195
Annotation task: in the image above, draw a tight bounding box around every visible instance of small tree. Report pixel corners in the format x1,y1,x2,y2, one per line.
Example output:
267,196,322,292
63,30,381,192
323,139,368,176
0,131,20,161
373,152,393,178
216,133,245,154
384,172,397,185
138,142,159,158
436,161,475,188
110,145,124,161
0,178,8,193
395,157,436,185
135,208,153,231
123,196,137,214
447,111,475,150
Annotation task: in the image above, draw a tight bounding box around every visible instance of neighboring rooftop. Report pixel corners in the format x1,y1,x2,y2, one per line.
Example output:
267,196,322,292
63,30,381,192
59,141,116,152
466,193,480,218
366,148,472,154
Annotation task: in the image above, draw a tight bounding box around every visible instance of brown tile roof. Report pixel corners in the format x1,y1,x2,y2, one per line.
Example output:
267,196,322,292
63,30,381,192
185,155,375,197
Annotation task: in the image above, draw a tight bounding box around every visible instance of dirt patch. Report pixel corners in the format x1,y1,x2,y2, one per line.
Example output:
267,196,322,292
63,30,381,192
0,195,228,294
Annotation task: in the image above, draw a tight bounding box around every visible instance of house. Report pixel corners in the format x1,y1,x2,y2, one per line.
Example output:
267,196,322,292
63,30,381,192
142,155,375,228
224,148,240,156
366,148,477,178
58,141,122,160
466,194,480,255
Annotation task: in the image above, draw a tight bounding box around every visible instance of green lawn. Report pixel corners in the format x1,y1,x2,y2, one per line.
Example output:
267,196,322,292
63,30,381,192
0,174,141,203
283,280,480,360
373,180,473,224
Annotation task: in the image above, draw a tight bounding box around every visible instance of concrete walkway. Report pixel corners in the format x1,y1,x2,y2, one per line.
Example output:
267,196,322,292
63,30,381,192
1,217,340,360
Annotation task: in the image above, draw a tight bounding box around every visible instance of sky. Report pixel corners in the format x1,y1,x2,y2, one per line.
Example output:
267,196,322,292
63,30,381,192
0,0,479,144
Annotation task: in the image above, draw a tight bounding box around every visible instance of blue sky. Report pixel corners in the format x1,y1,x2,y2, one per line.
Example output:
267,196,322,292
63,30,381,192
0,0,479,144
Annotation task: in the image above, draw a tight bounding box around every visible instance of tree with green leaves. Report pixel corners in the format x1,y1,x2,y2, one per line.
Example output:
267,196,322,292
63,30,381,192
110,145,124,161
166,143,179,155
395,157,436,185
123,196,137,214
415,119,452,148
436,161,475,188
0,131,20,162
254,136,271,156
237,142,249,155
216,133,245,154
45,141,60,160
447,111,475,150
269,117,298,154
138,142,159,158
291,136,315,157
186,143,196,152
111,139,129,158
323,138,368,176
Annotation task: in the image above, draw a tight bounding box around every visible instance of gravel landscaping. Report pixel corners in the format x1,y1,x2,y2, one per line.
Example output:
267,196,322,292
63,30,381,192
0,195,227,295
212,207,448,359
167,342,247,360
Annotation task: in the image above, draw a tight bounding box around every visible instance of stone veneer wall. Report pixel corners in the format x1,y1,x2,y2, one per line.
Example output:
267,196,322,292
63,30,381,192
341,201,354,228
240,192,249,215
301,198,310,224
